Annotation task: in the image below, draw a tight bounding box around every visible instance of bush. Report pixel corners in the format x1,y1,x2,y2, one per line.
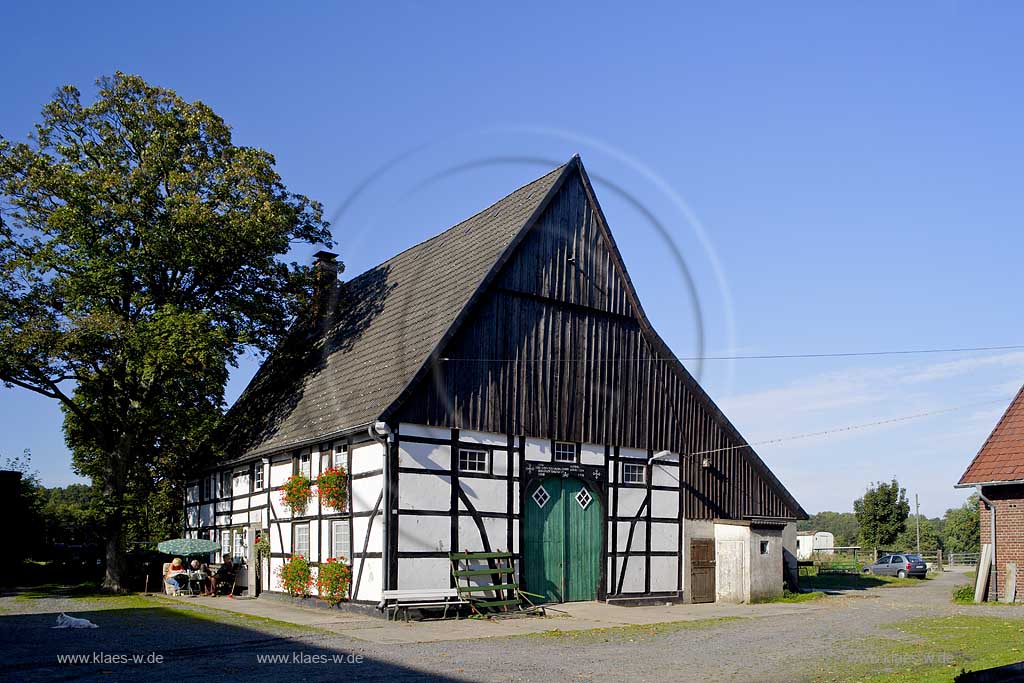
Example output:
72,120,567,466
281,475,313,516
316,466,348,511
316,557,352,605
278,555,313,598
952,584,975,604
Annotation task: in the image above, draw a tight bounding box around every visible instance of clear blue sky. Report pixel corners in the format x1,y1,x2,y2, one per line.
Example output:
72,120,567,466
2,3,1022,517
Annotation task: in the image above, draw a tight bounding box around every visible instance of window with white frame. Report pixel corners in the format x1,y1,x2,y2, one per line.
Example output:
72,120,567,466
332,520,351,561
202,476,212,501
232,470,249,495
334,443,347,465
457,448,488,473
554,441,576,462
622,462,646,484
253,463,264,491
220,471,231,497
220,530,231,560
298,451,311,478
293,523,310,558
233,528,247,562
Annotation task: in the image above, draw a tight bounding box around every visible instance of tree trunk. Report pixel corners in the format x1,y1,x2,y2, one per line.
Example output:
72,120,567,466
100,436,132,593
102,522,127,593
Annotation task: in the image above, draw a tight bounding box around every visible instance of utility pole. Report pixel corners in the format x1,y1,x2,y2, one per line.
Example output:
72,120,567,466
915,494,921,554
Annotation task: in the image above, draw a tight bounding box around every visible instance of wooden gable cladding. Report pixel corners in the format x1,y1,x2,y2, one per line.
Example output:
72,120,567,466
394,165,802,521
495,170,634,318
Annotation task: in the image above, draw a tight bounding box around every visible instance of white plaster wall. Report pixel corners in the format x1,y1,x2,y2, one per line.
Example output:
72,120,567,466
351,441,384,474
618,488,646,516
650,522,678,552
524,438,551,462
398,514,450,552
619,447,647,461
270,521,289,554
580,444,604,465
649,556,678,592
616,521,646,552
455,516,506,552
459,429,506,446
652,464,681,489
353,514,383,554
399,441,451,471
399,423,450,441
748,528,784,602
352,556,383,602
398,558,450,590
398,473,450,511
459,478,506,514
352,475,384,516
618,565,646,592
492,449,509,476
269,458,292,487
650,490,678,518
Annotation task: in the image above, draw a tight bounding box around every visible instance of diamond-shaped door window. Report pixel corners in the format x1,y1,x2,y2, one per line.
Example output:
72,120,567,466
532,485,550,509
576,488,592,510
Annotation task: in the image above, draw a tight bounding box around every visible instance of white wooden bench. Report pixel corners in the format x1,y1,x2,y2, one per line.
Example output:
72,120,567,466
378,588,468,621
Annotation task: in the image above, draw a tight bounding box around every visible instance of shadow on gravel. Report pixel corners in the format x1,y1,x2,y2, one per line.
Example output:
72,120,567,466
801,574,930,592
0,606,462,682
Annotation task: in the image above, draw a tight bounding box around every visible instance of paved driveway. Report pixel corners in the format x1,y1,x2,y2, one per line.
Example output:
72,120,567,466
0,568,1019,682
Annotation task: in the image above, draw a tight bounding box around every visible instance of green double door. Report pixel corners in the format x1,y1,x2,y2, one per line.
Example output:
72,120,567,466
524,476,602,603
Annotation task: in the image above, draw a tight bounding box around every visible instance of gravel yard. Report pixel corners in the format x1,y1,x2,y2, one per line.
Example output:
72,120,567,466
1,568,1020,683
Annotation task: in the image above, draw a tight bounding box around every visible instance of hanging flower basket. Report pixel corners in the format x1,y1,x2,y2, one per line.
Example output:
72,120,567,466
317,466,349,511
281,474,313,516
316,557,352,605
278,555,313,598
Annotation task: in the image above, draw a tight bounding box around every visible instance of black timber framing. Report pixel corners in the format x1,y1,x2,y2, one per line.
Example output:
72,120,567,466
390,161,804,523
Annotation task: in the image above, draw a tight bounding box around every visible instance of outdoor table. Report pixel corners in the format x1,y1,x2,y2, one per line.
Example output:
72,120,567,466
186,571,206,596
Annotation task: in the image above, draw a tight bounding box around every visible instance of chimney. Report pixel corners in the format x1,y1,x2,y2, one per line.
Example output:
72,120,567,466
311,250,340,332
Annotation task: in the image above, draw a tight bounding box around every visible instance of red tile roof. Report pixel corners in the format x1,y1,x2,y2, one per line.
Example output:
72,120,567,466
958,384,1024,485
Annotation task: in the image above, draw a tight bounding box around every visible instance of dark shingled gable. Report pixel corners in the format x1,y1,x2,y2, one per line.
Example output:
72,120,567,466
958,383,1024,486
220,161,571,460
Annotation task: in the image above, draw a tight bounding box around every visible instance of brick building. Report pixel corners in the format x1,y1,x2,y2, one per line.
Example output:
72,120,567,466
957,384,1024,602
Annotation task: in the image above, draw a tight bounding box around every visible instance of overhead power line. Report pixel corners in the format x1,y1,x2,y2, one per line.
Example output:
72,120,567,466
440,344,1024,363
687,397,1011,458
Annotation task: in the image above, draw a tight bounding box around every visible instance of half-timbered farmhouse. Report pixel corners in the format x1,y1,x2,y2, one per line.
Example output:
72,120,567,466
184,156,807,605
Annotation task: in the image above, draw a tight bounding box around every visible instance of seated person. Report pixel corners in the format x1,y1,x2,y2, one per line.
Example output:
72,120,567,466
214,554,235,595
190,559,214,596
164,557,187,593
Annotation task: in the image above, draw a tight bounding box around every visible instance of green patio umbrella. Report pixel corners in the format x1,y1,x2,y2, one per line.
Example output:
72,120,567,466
157,538,221,557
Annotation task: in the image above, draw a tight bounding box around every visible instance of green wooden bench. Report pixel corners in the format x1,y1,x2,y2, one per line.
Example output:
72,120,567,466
449,551,543,617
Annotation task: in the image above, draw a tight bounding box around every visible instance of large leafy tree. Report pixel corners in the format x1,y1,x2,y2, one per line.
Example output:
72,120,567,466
895,515,942,553
0,73,331,590
854,478,910,548
943,495,980,554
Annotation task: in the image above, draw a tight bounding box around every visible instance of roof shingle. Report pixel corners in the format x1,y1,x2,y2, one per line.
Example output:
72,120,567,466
220,162,570,460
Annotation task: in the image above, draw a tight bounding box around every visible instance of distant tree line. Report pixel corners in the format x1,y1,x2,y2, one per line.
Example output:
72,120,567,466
1,450,175,565
797,478,980,554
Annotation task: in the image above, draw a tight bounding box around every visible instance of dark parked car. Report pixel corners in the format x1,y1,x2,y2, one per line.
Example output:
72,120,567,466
863,554,928,578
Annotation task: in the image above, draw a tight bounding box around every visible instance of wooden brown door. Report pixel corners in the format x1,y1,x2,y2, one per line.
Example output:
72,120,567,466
690,538,716,603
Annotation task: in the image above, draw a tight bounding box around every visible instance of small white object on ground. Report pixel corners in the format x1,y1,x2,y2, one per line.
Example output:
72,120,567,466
53,613,99,629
